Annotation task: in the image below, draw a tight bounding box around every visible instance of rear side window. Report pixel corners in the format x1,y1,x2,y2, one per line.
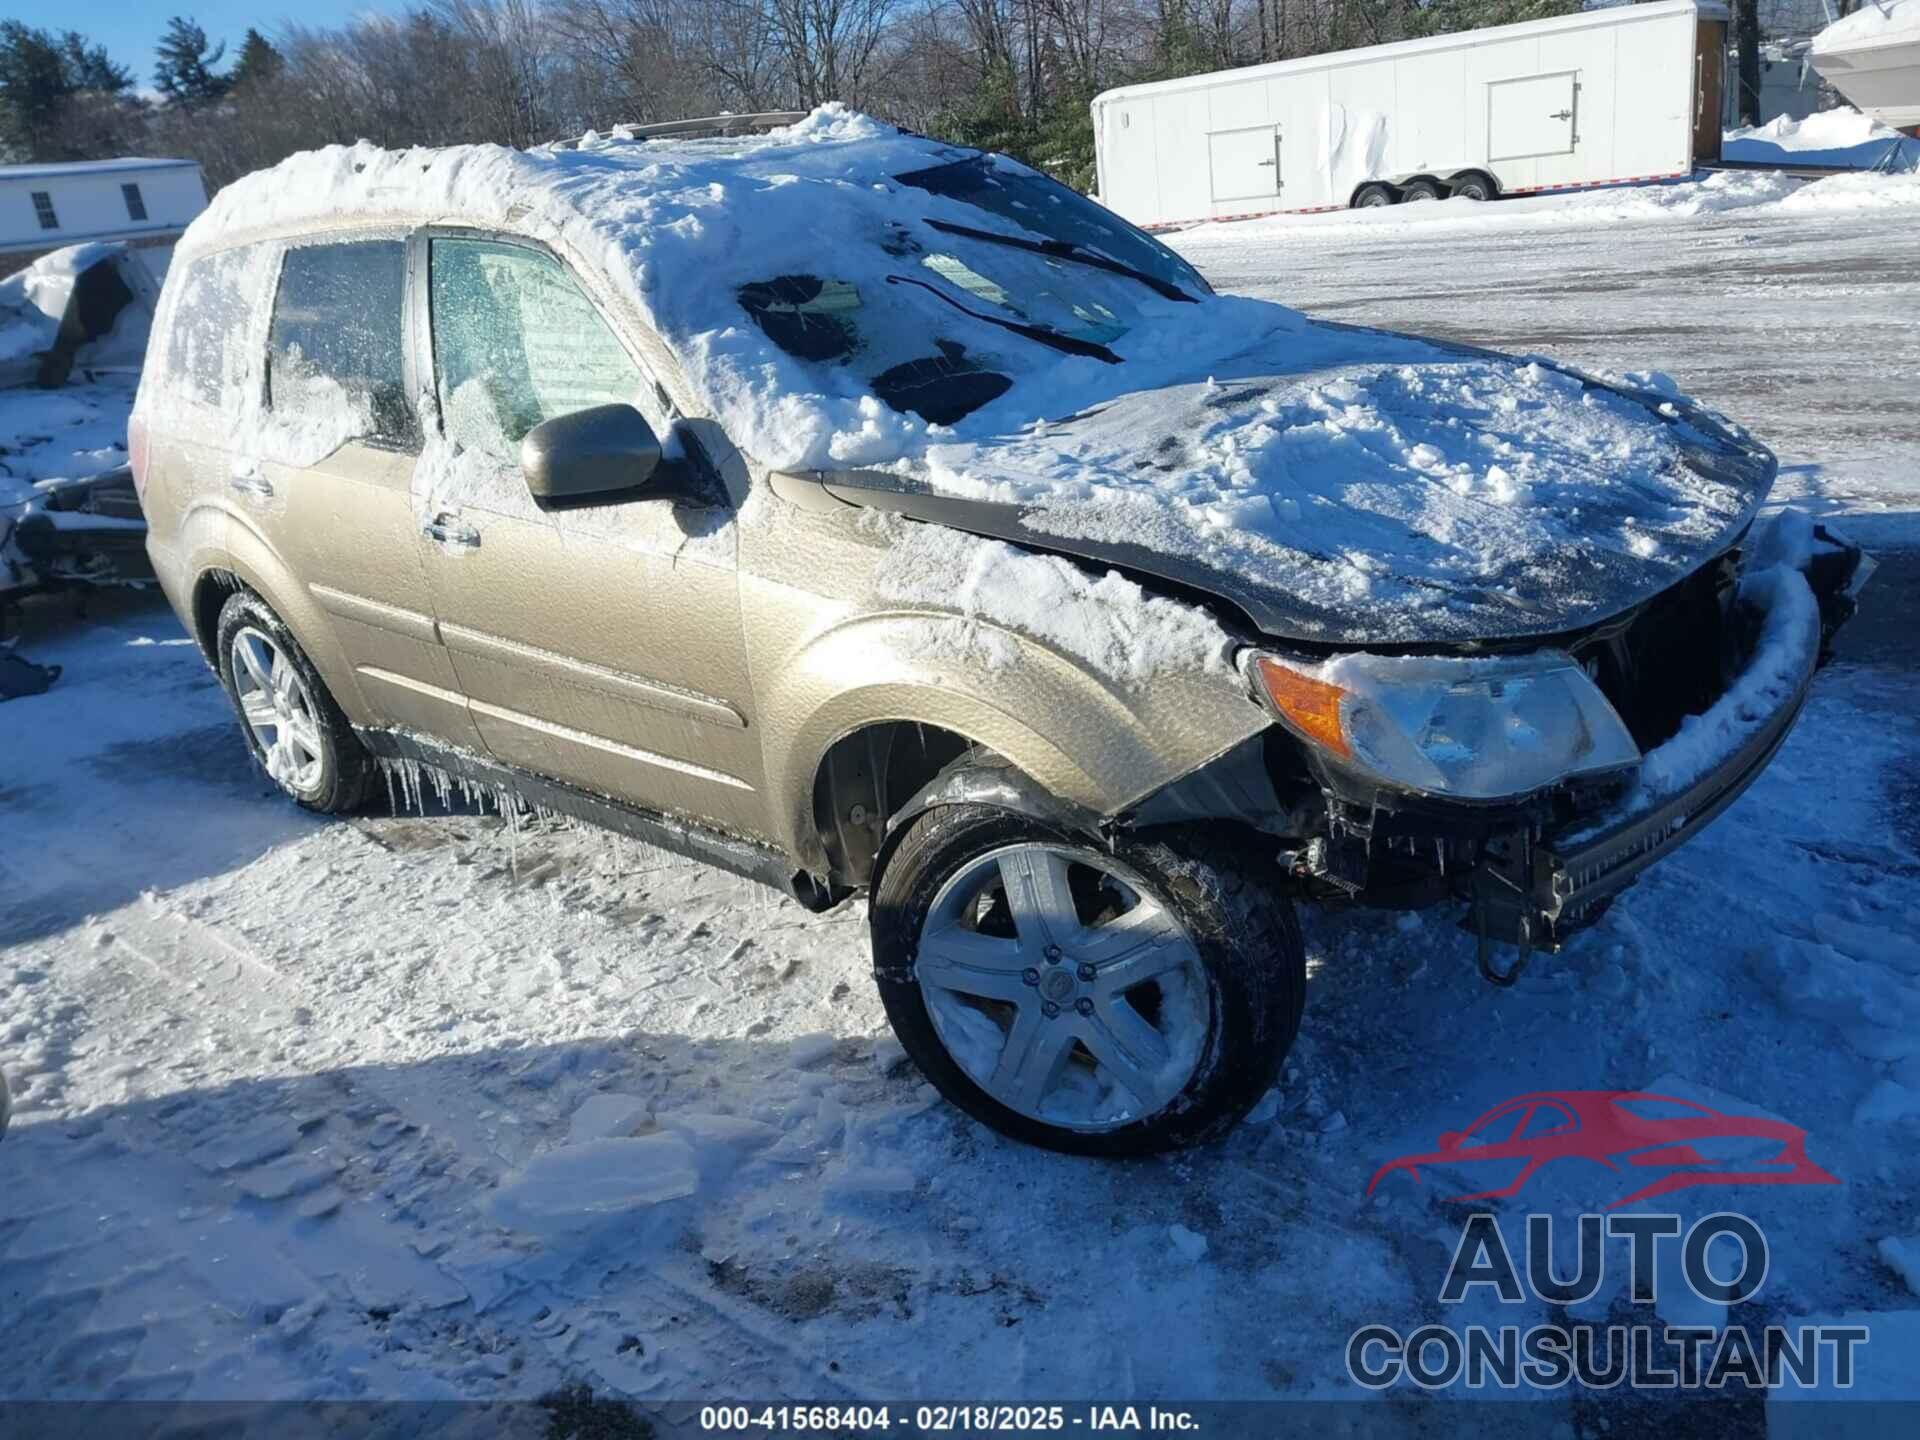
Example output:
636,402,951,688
166,245,267,409
268,239,417,450
428,237,640,457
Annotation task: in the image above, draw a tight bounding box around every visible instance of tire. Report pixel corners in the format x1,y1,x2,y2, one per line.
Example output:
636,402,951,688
215,588,373,814
1448,172,1495,202
871,805,1305,1156
1401,178,1445,203
1353,183,1398,209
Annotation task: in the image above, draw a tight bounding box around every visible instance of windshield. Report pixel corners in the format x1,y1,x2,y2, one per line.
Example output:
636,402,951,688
735,155,1210,429
897,156,1210,302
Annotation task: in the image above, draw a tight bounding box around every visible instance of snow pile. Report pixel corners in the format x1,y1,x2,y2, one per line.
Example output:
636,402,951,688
1779,168,1920,210
1724,106,1906,168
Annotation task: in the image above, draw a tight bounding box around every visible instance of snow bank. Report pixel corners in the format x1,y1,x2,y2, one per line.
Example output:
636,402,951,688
1779,170,1920,211
1724,107,1906,168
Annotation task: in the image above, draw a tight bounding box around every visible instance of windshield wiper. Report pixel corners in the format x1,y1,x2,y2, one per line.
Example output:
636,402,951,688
885,274,1121,363
922,218,1201,304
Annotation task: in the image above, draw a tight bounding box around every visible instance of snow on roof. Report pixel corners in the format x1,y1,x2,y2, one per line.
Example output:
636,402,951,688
1814,0,1920,53
0,158,199,182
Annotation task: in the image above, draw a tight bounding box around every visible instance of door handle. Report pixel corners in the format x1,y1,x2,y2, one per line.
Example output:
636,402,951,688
1257,158,1277,167
1549,109,1573,121
423,514,481,549
229,470,273,499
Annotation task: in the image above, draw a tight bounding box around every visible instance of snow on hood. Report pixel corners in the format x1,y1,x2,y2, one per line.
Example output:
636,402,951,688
843,329,1774,644
191,108,1771,644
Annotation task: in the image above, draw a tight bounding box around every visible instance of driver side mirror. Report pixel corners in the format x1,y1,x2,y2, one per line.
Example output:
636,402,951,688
520,403,662,505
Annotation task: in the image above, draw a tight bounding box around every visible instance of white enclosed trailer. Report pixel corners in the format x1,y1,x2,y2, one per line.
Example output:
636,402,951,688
1092,0,1728,227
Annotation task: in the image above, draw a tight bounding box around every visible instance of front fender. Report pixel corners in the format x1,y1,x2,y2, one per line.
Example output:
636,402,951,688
756,609,1268,869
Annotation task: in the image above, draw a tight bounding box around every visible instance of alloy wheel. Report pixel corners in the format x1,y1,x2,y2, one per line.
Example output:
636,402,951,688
914,842,1211,1131
230,626,326,796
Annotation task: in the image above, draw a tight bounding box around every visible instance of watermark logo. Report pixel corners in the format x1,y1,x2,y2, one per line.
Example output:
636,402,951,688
1365,1089,1839,1208
1346,1211,1868,1391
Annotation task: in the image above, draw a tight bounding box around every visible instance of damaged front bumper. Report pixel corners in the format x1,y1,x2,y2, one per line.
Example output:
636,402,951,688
1469,524,1873,977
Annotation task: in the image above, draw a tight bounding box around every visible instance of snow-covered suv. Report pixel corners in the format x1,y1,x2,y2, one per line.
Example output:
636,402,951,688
133,108,1868,1156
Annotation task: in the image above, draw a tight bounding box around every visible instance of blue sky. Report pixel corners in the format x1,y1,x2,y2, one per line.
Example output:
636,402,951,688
12,2,407,90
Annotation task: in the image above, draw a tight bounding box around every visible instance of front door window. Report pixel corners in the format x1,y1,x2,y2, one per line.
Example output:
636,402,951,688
427,238,643,458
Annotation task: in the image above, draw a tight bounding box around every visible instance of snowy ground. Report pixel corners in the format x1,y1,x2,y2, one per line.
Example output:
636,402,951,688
3,178,1919,1425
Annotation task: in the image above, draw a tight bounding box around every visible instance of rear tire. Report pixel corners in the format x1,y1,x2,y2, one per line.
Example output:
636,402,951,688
1353,183,1398,209
215,589,372,814
870,805,1305,1156
1401,178,1445,202
1448,172,1495,202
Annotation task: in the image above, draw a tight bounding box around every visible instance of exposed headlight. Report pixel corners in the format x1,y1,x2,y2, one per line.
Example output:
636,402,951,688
1245,648,1641,801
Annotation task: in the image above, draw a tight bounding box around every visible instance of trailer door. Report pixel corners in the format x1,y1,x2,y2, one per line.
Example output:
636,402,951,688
1487,72,1579,162
1693,18,1726,162
1207,124,1283,204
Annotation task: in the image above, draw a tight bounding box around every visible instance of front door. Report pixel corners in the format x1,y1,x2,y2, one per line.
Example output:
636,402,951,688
409,233,765,835
1487,72,1579,163
249,235,480,748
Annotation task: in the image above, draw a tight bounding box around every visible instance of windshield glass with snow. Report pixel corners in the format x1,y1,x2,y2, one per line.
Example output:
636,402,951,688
737,166,1205,427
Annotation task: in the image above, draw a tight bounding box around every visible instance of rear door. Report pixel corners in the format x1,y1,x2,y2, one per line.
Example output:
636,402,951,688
409,232,765,836
1487,72,1579,163
249,235,480,747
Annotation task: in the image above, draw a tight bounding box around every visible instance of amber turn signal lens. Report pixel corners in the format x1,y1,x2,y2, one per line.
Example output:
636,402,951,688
1252,656,1353,760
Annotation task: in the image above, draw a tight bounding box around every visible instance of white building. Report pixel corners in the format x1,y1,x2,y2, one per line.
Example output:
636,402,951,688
0,158,206,279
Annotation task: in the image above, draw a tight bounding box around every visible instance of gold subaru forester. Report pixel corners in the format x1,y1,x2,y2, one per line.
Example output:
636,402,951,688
134,112,1866,1154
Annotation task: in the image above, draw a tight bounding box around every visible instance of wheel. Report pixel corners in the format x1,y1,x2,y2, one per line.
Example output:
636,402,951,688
215,589,372,813
1448,172,1495,202
870,806,1306,1156
1401,178,1444,203
1353,183,1398,209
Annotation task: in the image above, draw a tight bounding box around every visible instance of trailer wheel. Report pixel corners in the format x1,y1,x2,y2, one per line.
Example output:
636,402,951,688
1401,178,1445,202
1448,172,1496,202
1353,183,1397,209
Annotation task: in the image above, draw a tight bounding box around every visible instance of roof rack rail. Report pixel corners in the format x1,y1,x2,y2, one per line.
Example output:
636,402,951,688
553,112,811,148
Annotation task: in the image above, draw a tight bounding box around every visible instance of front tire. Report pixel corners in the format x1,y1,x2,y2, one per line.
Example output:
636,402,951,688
215,589,372,814
871,805,1305,1156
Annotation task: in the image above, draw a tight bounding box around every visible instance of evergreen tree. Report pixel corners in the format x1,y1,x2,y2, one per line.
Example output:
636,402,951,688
229,29,282,93
0,22,130,161
154,16,230,108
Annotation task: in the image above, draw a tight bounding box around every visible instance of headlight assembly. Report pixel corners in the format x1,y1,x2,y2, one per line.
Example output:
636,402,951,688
1245,647,1641,801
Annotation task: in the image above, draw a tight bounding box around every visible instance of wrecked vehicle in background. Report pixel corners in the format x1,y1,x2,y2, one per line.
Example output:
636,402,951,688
135,109,1870,1157
0,243,154,630
0,242,159,390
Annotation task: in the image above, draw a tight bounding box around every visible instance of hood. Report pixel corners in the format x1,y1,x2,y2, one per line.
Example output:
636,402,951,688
824,322,1775,647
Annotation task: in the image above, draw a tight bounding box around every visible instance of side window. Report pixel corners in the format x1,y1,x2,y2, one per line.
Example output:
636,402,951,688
166,245,265,410
428,238,641,458
267,239,417,450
